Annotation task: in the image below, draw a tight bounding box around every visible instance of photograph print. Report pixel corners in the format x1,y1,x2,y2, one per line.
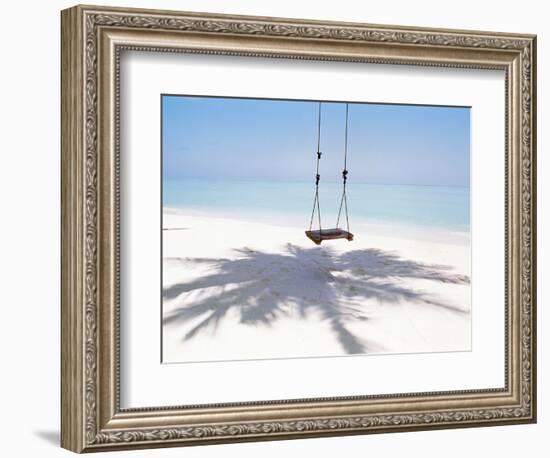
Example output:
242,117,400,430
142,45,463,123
161,95,471,364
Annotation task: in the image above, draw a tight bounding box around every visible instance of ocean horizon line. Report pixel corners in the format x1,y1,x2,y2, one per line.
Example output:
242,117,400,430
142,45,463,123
163,177,470,189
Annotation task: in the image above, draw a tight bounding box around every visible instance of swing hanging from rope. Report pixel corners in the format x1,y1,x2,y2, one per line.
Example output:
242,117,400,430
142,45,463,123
305,102,354,245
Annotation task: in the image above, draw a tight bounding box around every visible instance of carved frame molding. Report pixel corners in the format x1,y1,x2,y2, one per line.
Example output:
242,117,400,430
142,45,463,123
61,5,536,453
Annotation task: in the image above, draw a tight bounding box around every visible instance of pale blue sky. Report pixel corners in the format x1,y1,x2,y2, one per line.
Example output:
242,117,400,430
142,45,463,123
162,95,470,187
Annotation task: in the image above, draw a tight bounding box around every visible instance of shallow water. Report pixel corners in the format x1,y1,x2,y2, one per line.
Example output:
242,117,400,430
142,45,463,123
164,179,470,234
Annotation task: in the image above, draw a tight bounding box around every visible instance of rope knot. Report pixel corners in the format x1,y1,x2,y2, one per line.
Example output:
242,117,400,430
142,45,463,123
342,169,348,181
317,151,322,159
315,173,320,185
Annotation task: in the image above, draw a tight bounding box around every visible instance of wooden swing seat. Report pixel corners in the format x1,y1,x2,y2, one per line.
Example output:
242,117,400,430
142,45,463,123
305,228,354,245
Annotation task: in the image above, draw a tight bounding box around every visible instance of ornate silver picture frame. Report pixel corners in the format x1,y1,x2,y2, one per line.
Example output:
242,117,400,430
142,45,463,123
61,4,536,453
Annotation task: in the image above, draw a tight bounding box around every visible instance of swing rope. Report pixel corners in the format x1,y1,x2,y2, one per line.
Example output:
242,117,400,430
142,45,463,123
336,103,350,233
309,102,323,232
309,102,351,237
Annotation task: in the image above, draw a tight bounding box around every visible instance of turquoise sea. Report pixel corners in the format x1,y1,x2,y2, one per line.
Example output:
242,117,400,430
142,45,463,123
163,179,470,234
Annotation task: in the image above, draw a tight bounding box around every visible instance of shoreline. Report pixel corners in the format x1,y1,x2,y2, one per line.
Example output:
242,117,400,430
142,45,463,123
163,206,470,246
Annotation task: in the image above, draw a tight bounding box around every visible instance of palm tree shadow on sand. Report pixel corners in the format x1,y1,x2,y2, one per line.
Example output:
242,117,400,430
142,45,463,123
163,244,470,355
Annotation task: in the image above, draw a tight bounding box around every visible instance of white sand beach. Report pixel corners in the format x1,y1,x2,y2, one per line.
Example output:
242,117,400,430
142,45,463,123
162,209,471,363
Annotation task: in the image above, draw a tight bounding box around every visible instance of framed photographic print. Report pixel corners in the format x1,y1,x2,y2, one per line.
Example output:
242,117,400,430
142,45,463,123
61,4,537,453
